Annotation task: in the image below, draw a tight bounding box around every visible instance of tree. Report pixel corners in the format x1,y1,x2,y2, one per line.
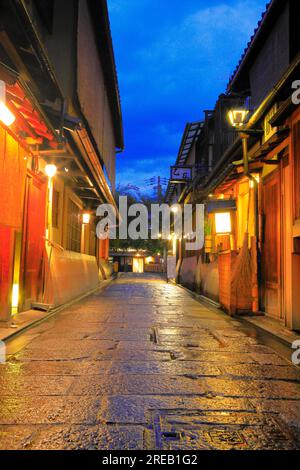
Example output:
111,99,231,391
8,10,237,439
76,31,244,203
110,185,165,254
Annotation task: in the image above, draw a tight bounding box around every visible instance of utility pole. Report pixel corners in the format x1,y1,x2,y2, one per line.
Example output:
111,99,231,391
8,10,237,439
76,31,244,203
157,176,163,203
145,176,168,203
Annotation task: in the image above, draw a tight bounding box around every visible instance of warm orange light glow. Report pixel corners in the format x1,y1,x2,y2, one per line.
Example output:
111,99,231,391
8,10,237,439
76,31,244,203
0,102,15,127
45,164,57,179
172,236,177,255
0,81,15,127
171,205,179,213
215,212,232,234
82,213,91,225
133,257,143,273
228,109,248,128
249,174,260,188
12,283,19,315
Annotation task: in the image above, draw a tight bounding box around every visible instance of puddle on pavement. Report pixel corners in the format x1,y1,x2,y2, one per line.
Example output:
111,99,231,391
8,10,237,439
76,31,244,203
237,322,296,365
198,301,298,366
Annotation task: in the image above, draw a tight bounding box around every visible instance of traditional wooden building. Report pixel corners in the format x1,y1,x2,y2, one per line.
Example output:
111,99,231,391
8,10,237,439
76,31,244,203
166,0,300,331
0,0,123,321
111,251,164,274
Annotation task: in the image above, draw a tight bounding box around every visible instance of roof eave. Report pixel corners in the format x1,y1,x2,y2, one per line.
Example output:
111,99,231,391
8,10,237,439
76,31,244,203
227,0,284,93
87,0,124,150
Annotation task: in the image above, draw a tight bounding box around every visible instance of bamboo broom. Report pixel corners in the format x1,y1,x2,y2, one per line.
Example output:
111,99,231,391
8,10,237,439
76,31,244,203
230,187,252,315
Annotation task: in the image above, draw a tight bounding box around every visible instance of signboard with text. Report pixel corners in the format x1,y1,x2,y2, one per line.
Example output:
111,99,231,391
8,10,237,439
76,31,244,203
170,166,193,183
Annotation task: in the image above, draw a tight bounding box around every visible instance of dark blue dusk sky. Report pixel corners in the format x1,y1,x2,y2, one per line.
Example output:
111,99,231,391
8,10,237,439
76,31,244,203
108,0,268,193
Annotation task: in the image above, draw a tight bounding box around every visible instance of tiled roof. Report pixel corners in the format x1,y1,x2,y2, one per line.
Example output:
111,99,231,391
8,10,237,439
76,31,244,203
227,1,273,90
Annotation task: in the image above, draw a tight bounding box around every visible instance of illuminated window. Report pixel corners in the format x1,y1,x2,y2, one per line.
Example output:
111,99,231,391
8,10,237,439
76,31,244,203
215,212,231,234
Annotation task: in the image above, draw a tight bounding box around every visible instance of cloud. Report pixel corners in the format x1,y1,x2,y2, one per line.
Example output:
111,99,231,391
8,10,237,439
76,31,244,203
116,154,174,188
108,0,268,185
127,1,265,97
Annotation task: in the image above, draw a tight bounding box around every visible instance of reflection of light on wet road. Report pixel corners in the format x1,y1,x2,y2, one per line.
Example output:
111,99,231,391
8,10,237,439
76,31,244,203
5,333,41,356
0,273,299,450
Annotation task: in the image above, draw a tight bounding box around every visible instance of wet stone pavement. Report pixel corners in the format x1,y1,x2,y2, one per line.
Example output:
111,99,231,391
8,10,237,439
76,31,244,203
0,273,300,450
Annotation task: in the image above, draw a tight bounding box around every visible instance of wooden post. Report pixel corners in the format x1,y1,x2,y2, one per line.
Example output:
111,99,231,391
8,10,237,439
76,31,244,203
251,236,259,313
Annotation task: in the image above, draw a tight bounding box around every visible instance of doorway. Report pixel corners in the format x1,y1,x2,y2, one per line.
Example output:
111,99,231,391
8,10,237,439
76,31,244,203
0,226,15,321
133,257,144,273
21,173,47,311
262,170,282,320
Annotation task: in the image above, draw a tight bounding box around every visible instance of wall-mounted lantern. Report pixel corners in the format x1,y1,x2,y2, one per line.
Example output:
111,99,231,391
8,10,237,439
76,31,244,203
45,164,57,179
0,80,15,127
82,212,91,225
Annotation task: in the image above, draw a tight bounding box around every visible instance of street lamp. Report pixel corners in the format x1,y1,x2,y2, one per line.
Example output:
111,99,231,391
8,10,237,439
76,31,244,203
227,107,253,174
0,80,15,127
227,106,262,313
227,108,249,128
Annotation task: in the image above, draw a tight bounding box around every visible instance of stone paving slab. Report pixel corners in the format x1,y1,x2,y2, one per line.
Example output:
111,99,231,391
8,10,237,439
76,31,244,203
100,395,255,425
0,375,74,396
0,273,300,450
0,424,145,450
0,396,102,425
69,374,209,396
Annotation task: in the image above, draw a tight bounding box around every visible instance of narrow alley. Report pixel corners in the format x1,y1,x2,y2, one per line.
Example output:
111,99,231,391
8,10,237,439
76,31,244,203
0,274,300,450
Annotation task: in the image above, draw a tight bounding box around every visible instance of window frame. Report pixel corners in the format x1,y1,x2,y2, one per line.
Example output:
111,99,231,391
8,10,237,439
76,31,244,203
67,199,82,253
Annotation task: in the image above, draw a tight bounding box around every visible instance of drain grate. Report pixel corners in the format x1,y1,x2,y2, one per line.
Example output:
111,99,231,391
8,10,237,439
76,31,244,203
148,410,296,450
206,430,246,447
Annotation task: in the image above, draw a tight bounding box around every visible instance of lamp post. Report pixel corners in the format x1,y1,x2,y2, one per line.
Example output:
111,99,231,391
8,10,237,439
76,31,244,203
227,108,261,234
227,108,261,312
